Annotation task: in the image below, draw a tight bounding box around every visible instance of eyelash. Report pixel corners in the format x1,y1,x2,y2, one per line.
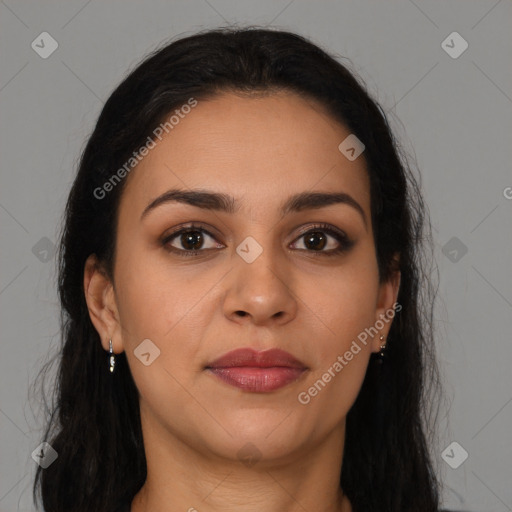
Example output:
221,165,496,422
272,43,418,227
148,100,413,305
161,222,354,258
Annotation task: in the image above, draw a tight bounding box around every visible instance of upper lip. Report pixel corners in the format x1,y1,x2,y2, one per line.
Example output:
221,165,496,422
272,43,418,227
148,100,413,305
205,348,307,369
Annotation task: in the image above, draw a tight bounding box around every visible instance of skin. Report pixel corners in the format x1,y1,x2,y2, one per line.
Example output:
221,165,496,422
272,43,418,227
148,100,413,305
84,91,400,512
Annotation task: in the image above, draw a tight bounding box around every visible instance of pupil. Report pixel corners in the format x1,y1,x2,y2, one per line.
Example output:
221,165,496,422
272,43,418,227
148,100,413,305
182,230,203,250
305,231,326,250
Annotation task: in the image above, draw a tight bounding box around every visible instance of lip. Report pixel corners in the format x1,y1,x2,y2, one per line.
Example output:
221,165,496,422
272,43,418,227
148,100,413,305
205,348,308,393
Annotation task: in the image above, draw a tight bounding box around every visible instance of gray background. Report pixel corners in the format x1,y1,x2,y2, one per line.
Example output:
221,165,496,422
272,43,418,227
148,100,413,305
1,1,511,510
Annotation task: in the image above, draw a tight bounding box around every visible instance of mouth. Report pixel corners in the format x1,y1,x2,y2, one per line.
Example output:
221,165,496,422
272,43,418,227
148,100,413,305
205,348,308,393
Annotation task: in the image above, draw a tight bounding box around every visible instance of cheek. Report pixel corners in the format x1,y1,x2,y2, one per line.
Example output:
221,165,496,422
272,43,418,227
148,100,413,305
296,273,378,414
295,258,379,414
303,258,380,351
114,247,212,341
113,255,209,419
113,250,224,398
307,290,375,389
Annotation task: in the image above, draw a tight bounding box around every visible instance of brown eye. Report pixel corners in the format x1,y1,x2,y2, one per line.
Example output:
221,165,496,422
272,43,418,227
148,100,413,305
303,231,327,251
290,224,354,256
180,230,205,251
162,225,224,256
162,223,352,258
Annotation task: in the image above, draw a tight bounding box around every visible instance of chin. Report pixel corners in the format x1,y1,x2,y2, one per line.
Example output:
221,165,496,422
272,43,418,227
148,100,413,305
199,409,312,461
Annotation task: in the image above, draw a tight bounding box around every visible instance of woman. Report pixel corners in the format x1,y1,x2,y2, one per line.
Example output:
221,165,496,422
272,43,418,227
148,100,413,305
33,27,446,511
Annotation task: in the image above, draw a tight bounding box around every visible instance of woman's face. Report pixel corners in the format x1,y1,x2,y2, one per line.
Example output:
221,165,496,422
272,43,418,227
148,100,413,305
86,91,399,464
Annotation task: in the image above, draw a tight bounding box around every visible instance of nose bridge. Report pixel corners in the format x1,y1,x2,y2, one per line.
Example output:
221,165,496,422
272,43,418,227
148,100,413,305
223,231,297,325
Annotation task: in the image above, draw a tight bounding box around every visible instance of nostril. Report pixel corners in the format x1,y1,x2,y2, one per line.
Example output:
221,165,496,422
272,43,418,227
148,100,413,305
235,311,247,317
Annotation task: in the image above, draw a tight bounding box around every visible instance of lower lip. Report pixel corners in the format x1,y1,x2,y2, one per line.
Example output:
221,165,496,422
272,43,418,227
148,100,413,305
207,367,306,392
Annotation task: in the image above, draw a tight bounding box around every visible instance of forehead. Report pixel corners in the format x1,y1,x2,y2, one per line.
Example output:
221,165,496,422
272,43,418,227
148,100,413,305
119,91,370,219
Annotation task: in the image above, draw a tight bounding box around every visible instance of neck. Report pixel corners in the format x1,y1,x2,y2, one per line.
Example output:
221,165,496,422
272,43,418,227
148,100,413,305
131,405,351,512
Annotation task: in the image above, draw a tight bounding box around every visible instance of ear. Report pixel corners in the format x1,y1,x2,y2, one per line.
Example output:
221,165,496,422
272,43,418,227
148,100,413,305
371,259,401,353
83,254,123,354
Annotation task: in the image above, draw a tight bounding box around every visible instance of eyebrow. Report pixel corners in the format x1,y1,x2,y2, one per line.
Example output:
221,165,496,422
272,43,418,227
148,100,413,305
140,188,367,227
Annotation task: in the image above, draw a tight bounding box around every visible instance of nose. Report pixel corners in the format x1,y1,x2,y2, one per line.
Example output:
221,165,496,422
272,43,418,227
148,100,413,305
222,243,298,327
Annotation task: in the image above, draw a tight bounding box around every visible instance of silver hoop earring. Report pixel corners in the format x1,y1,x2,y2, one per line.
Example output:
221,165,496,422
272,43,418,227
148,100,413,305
109,339,116,373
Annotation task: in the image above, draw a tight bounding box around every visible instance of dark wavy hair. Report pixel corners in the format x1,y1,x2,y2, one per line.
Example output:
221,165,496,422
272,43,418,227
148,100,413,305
33,26,442,512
